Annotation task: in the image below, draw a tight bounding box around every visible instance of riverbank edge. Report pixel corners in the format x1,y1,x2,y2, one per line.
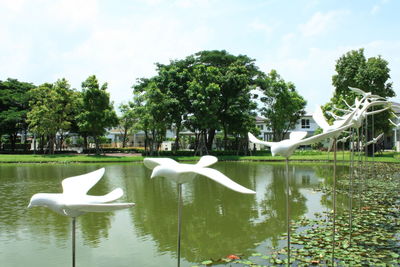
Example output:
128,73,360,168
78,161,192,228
0,153,399,164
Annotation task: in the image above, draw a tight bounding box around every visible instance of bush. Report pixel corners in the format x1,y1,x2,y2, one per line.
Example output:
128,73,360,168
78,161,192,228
139,150,272,157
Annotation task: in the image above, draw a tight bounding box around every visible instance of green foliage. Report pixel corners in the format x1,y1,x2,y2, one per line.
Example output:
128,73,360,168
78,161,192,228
0,78,35,150
27,79,79,153
329,48,395,136
77,75,118,154
119,103,137,147
133,50,261,154
257,70,307,141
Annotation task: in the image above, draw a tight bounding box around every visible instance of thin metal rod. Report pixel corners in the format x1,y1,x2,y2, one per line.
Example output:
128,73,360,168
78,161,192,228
349,128,355,245
372,112,375,173
177,183,183,267
72,217,76,267
285,158,290,266
342,140,345,162
357,127,362,210
332,138,337,266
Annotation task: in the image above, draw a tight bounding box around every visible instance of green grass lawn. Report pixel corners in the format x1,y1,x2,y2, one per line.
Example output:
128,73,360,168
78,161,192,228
0,150,399,163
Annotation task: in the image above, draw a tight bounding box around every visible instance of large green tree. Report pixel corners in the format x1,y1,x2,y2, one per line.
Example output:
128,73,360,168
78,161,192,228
329,48,395,154
0,78,35,151
193,50,261,152
118,103,137,148
77,75,118,155
141,50,261,154
27,79,78,154
258,70,307,141
132,77,170,155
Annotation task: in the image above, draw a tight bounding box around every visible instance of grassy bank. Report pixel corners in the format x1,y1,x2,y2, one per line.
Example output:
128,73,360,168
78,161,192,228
0,151,399,163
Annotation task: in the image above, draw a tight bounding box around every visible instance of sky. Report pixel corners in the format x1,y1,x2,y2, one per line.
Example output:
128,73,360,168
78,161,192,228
1,0,400,113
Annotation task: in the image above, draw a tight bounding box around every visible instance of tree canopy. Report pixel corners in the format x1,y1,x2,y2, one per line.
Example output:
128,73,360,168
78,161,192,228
328,48,395,154
133,50,261,154
77,75,118,154
0,78,35,150
257,70,307,141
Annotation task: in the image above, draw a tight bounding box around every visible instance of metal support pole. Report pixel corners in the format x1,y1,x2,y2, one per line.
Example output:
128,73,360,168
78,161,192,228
72,217,76,267
332,138,337,267
177,183,183,267
349,129,355,245
285,158,291,266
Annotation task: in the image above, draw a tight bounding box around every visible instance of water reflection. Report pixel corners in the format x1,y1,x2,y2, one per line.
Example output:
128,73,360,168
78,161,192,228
0,164,116,248
0,162,348,266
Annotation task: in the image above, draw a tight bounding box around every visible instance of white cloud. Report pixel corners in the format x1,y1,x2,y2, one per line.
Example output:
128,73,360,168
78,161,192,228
299,10,349,37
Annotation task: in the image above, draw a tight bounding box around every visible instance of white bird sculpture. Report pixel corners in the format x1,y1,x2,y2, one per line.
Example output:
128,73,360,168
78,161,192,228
28,168,135,267
143,156,255,267
362,133,384,148
144,155,255,194
349,87,383,101
28,168,134,216
248,125,349,159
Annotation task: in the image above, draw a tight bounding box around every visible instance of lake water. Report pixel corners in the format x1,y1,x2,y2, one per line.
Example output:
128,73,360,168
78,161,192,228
0,162,348,266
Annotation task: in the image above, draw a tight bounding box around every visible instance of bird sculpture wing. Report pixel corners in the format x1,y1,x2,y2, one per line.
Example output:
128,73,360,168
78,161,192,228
187,166,255,194
296,124,350,146
289,131,308,141
87,188,124,203
248,132,274,147
196,155,218,168
68,203,135,213
312,106,330,130
349,87,367,96
375,133,384,142
143,157,179,170
62,168,105,196
389,119,399,127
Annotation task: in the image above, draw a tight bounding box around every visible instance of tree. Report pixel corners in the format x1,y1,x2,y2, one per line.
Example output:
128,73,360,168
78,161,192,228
119,103,137,148
258,70,307,141
154,57,194,152
77,75,118,155
330,48,395,154
132,78,170,155
132,50,263,154
194,50,261,152
27,79,78,154
0,78,35,151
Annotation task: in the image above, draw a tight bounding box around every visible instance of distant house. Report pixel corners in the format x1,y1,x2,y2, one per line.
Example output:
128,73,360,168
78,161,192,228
255,114,318,141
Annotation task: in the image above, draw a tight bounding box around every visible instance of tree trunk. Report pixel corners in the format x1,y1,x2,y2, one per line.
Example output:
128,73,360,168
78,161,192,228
223,124,228,151
122,128,128,148
206,128,215,151
94,136,100,155
83,134,88,150
174,122,181,153
145,130,149,155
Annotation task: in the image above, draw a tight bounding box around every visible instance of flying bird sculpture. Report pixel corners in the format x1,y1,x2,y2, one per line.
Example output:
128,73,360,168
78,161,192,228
144,155,255,267
28,168,135,267
362,133,384,148
144,155,255,194
248,125,349,159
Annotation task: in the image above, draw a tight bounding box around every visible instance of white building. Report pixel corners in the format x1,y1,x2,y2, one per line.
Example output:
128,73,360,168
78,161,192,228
255,114,318,141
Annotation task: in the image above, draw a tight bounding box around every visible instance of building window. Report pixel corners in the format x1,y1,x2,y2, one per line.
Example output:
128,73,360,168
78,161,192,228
301,119,310,129
257,124,264,130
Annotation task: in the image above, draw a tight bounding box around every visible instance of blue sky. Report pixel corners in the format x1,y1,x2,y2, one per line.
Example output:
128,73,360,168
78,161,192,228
1,0,399,113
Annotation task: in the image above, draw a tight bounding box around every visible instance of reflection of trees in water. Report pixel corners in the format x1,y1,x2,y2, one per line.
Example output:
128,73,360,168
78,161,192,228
258,164,307,247
127,162,310,263
0,165,114,248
